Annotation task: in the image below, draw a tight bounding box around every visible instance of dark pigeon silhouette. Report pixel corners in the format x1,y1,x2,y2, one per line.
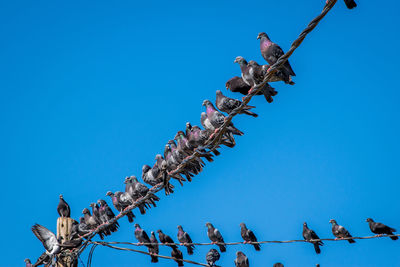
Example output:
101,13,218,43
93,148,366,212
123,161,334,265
344,0,357,9
234,56,277,103
177,225,195,255
329,219,356,243
57,194,70,218
171,247,184,266
157,229,178,249
240,223,260,251
234,251,249,267
206,222,226,253
206,248,220,266
106,191,135,223
257,32,296,82
226,76,253,95
366,218,397,240
216,90,258,117
31,224,60,264
149,231,159,263
302,222,323,254
134,224,159,263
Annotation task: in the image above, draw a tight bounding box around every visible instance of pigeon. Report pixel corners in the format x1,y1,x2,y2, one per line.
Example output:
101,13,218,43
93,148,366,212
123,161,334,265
157,229,178,249
28,252,51,267
134,224,151,247
168,140,201,179
257,32,296,81
234,56,277,103
248,60,294,85
187,123,234,149
302,222,323,254
57,194,70,218
105,191,135,223
240,223,260,251
205,222,226,252
175,130,214,162
344,0,357,9
149,231,159,263
71,217,92,237
216,90,258,117
97,199,119,233
124,176,148,214
329,219,356,243
202,100,244,139
226,76,253,95
171,247,184,266
234,251,249,267
89,203,111,237
125,176,159,213
273,263,284,267
154,154,180,193
206,248,220,266
366,218,398,240
24,259,32,267
31,224,60,263
177,225,195,255
164,143,194,183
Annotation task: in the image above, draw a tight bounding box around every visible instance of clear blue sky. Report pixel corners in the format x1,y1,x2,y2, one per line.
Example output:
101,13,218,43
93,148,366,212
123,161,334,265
1,0,399,266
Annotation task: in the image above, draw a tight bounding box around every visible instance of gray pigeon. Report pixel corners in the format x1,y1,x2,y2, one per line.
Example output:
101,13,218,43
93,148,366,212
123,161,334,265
302,222,323,254
171,247,184,266
157,229,178,249
240,223,260,251
105,191,135,223
216,90,258,117
177,225,195,255
366,218,397,240
89,203,111,237
329,219,356,243
57,194,70,217
234,56,277,103
206,248,220,266
234,251,249,267
257,32,296,81
97,199,119,233
134,224,151,247
344,0,357,9
27,252,51,267
31,224,60,264
149,231,159,263
206,222,226,252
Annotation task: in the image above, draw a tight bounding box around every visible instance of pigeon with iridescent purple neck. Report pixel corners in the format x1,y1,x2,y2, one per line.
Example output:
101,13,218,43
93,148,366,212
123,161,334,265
216,90,258,117
257,32,296,82
175,130,213,162
105,191,135,223
177,225,195,255
186,122,223,155
234,56,277,103
97,199,119,233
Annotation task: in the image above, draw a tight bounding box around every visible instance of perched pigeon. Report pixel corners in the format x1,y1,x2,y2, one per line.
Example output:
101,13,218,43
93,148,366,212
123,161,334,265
175,130,214,163
24,258,32,267
187,123,233,150
226,76,253,95
273,263,284,267
206,248,220,266
164,143,194,183
234,251,249,267
234,56,277,103
31,224,60,263
134,224,151,247
248,60,294,85
366,218,398,240
57,194,70,218
240,223,260,251
344,0,357,9
206,222,226,252
125,176,148,214
202,100,244,139
157,229,178,249
171,247,184,266
97,199,119,233
149,231,159,263
177,225,195,255
329,219,356,243
106,191,135,223
257,32,296,82
216,90,258,117
302,222,323,254
71,217,92,237
125,176,159,214
143,158,176,195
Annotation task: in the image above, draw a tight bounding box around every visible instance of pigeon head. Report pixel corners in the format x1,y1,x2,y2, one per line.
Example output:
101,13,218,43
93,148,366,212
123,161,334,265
205,222,213,228
142,164,151,173
97,199,106,206
303,222,308,227
239,222,246,228
216,90,222,96
157,229,162,233
59,194,64,199
236,251,245,257
106,191,114,197
155,154,163,160
151,231,155,235
257,32,269,40
174,131,185,140
248,60,259,67
186,122,192,129
329,219,337,224
134,223,140,228
131,176,138,182
234,56,247,65
366,218,374,222
89,202,96,208
177,225,183,230
202,99,212,107
24,259,31,263
82,208,90,214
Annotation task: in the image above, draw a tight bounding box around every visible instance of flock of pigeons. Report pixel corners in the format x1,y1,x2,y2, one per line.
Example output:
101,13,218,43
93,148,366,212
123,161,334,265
27,1,361,266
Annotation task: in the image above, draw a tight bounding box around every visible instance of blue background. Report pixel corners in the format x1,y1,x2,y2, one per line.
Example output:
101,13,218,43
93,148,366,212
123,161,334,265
1,0,399,266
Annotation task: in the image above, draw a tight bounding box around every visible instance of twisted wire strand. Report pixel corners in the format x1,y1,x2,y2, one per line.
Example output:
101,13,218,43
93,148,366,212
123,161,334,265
86,233,400,247
60,0,340,260
88,241,218,267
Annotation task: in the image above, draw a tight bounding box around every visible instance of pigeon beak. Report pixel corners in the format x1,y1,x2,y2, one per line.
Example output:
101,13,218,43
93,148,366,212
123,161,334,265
257,35,261,40
234,59,238,63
